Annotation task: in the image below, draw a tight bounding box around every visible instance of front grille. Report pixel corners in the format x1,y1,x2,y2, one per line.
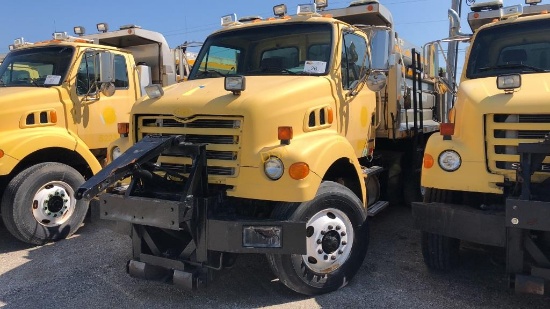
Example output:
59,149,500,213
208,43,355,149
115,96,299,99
136,115,243,178
486,114,550,178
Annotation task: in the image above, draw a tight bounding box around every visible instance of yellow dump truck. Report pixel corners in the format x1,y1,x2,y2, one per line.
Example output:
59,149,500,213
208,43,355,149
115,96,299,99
412,0,550,294
78,0,447,295
0,24,190,245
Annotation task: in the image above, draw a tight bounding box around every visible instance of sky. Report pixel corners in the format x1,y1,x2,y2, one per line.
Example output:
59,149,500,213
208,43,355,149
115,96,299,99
0,0,533,78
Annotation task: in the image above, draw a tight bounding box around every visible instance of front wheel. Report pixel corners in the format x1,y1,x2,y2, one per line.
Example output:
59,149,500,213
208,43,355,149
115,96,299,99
420,188,460,270
267,181,369,295
1,163,89,245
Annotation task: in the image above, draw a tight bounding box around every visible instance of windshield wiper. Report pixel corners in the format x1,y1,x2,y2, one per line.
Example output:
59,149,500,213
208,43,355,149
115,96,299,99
479,63,546,73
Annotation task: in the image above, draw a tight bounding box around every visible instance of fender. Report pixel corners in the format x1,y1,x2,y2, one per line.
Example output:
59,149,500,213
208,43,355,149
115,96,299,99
106,136,133,165
422,134,503,194
229,130,365,204
0,127,102,176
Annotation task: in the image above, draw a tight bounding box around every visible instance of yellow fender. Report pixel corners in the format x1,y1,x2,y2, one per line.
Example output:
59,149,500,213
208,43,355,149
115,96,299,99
0,127,102,175
234,131,366,205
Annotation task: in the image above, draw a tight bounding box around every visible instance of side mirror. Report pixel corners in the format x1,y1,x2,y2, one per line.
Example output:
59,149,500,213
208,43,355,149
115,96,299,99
98,51,115,83
366,71,387,92
100,82,115,97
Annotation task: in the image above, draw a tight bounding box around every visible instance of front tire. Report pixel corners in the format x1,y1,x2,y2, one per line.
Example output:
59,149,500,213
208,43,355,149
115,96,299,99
267,181,369,295
420,188,460,270
1,163,89,245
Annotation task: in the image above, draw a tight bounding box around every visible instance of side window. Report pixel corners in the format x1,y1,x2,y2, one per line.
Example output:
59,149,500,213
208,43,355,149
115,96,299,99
76,52,99,95
114,55,129,88
341,33,369,89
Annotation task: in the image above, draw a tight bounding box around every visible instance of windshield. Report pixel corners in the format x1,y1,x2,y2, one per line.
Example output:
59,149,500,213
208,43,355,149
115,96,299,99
0,46,74,87
466,19,550,79
189,23,333,79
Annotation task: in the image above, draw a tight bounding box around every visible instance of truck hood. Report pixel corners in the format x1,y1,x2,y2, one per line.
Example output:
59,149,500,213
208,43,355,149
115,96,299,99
132,76,333,118
458,73,550,113
0,87,63,131
0,86,60,102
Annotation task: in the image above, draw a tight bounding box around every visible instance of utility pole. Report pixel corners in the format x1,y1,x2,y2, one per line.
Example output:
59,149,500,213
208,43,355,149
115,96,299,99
446,0,462,110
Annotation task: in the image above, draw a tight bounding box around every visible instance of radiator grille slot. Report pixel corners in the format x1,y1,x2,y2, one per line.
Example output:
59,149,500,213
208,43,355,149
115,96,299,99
137,115,243,178
486,114,550,179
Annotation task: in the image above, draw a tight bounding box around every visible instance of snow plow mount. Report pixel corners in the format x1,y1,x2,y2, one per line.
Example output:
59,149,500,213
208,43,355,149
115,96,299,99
76,135,306,290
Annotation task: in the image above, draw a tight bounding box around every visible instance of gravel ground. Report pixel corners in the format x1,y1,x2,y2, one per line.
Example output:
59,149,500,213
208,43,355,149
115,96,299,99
1,205,549,309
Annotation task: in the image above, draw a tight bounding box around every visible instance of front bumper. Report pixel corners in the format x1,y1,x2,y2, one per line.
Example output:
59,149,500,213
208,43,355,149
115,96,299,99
411,201,506,247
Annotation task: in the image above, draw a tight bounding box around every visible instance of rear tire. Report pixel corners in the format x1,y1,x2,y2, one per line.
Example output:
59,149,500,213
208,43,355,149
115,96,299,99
420,188,460,270
267,181,369,295
1,163,88,245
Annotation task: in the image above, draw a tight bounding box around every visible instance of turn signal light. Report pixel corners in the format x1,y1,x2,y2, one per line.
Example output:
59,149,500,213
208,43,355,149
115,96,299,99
289,162,310,180
423,154,434,169
440,123,455,136
0,149,4,159
118,122,129,135
278,126,293,144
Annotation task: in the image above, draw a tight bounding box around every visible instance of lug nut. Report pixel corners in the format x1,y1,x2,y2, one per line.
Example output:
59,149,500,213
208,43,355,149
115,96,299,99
342,241,347,245
324,255,328,260
321,231,326,235
338,250,343,254
317,239,322,244
318,249,323,254
328,225,333,230
336,225,341,230
331,255,336,260
341,231,346,236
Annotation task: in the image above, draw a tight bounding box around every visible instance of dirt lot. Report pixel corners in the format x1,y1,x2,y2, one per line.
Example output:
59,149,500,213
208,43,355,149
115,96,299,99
1,205,549,309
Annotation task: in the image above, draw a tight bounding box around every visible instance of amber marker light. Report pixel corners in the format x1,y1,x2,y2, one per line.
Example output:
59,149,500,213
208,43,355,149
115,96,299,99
327,107,334,124
423,154,434,169
367,5,374,11
278,126,293,145
289,162,309,180
118,122,130,135
0,149,4,159
440,123,455,136
50,110,58,123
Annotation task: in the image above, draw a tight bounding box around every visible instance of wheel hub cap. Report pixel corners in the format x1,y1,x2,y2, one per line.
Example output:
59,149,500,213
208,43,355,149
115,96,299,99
32,181,76,227
303,208,354,273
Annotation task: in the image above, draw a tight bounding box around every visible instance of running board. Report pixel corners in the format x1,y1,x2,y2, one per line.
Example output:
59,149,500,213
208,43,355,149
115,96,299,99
367,200,389,217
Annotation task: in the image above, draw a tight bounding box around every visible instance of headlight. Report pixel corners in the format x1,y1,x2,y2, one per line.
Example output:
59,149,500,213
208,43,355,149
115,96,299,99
264,156,284,180
111,146,123,161
438,150,461,172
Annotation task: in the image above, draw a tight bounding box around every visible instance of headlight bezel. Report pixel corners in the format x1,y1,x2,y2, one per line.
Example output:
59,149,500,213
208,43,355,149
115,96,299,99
264,156,284,180
438,150,461,172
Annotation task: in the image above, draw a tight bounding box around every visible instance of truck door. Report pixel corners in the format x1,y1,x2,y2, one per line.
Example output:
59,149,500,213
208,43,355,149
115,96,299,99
340,31,376,158
73,51,136,151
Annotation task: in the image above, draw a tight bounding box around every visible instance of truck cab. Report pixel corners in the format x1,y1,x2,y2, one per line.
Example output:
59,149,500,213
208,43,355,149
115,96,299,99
0,24,187,245
78,0,444,295
412,0,550,294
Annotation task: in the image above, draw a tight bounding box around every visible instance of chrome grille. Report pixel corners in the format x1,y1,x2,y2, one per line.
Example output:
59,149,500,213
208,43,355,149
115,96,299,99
486,114,550,179
137,115,242,178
